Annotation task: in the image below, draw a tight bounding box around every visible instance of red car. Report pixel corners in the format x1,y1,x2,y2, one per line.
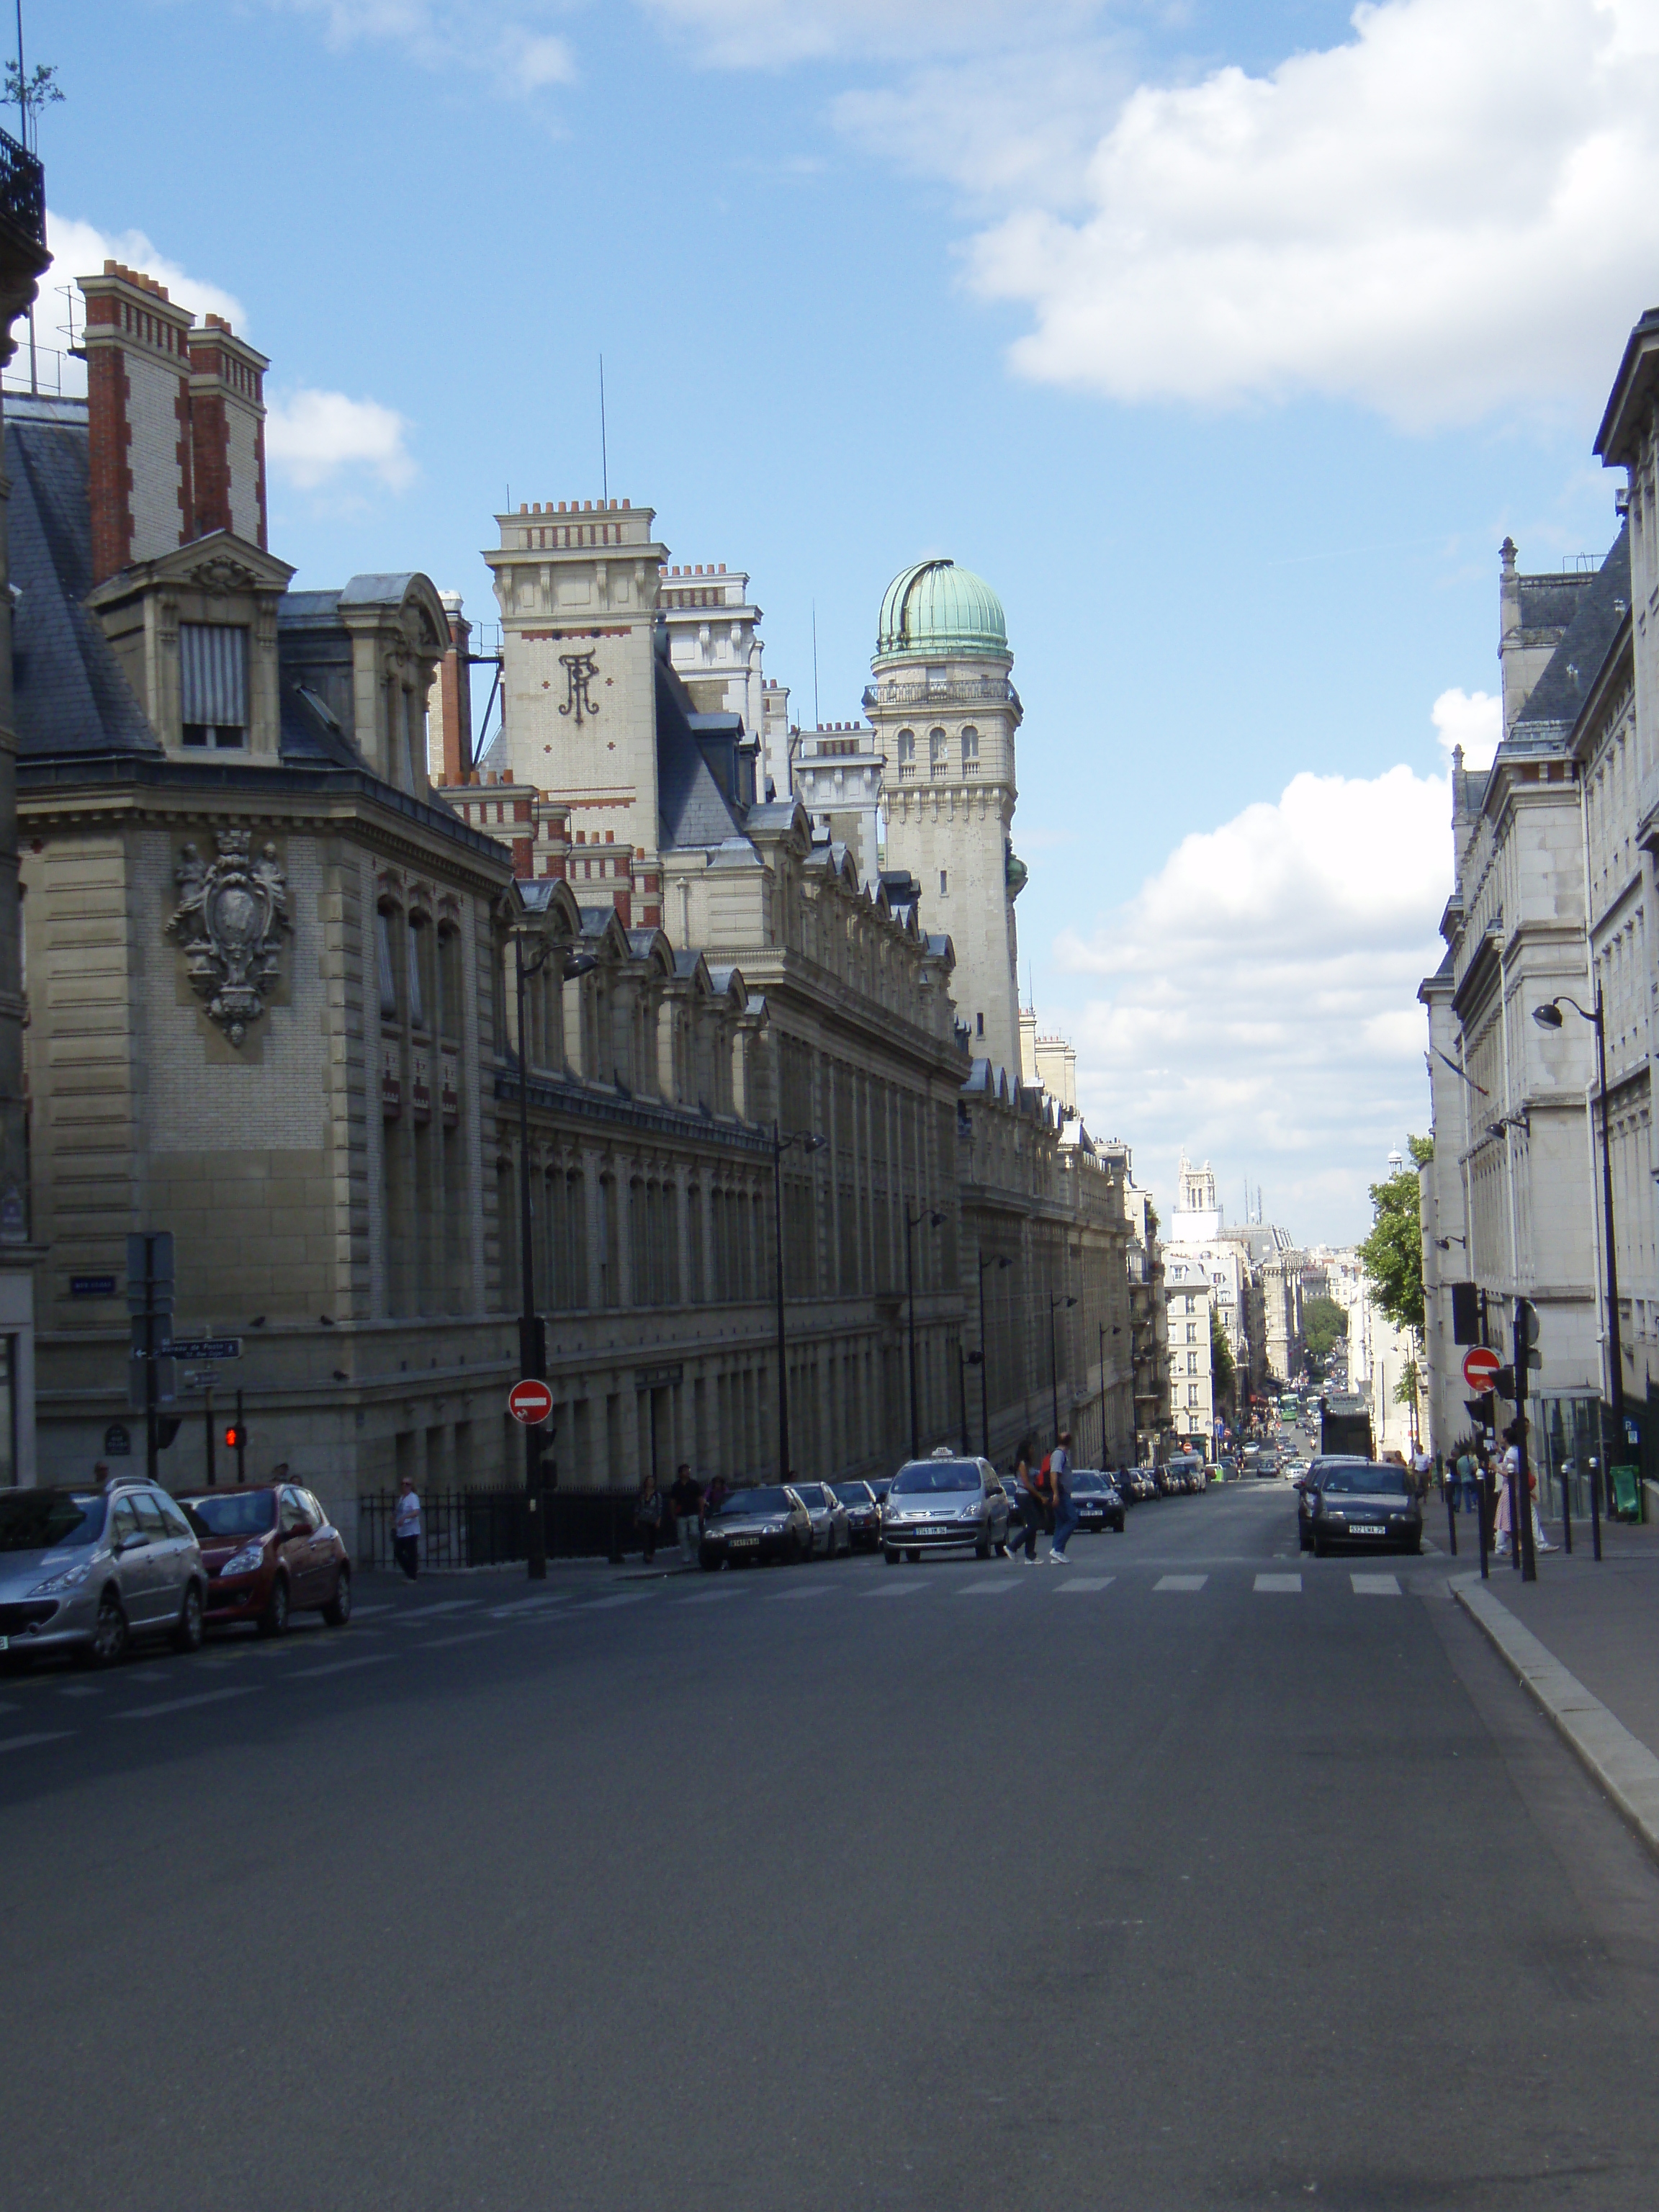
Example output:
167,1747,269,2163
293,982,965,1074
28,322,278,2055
177,1482,351,1636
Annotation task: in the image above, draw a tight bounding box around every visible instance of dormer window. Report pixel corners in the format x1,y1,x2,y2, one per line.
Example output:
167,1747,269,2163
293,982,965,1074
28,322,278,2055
180,623,248,749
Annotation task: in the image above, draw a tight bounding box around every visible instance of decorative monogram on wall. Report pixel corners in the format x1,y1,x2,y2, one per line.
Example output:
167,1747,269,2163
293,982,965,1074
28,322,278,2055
166,830,292,1046
188,554,261,597
559,651,601,726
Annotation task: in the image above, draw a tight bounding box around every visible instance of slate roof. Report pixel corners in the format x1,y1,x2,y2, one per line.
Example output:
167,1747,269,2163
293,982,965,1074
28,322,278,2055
5,400,159,757
655,653,747,850
1511,526,1631,743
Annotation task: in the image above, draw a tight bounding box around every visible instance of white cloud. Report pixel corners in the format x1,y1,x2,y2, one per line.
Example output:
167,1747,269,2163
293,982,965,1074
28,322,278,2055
266,388,415,492
1056,760,1447,1241
1431,685,1501,768
275,1,575,94
968,0,1659,428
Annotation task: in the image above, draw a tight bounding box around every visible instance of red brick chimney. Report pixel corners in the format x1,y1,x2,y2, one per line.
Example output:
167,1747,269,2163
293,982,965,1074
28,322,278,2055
187,313,269,547
79,261,196,587
429,593,473,788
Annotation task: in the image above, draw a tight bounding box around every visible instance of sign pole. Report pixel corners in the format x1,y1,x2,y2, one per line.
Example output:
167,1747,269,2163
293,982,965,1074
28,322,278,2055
204,1384,215,1489
143,1236,159,1486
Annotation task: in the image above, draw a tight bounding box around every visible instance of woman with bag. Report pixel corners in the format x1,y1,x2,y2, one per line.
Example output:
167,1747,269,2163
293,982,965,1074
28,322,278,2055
1006,1439,1044,1563
634,1470,663,1564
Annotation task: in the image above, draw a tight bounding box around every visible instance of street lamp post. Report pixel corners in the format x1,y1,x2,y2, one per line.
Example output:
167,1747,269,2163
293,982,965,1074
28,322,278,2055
977,1249,1010,1457
1048,1290,1077,1445
905,1203,945,1460
771,1123,827,1480
1534,991,1615,1560
511,931,596,1579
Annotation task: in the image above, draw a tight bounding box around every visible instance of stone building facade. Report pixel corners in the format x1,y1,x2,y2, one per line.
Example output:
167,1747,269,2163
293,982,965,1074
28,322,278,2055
1162,1255,1214,1456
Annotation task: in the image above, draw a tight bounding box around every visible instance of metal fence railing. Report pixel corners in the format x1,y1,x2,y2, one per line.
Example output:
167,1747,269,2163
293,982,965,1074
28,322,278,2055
356,1488,660,1571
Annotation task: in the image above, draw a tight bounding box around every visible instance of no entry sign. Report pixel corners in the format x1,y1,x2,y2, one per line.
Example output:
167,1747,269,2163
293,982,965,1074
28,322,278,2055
1462,1346,1501,1392
508,1378,554,1426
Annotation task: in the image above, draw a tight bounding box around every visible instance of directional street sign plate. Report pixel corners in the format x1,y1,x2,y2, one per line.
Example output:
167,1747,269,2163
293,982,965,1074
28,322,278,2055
1462,1346,1501,1392
508,1378,555,1426
168,1338,243,1362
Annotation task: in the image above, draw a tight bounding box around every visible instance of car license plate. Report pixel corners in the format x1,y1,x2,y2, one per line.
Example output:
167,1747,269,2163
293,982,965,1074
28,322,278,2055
731,1535,758,1547
1352,1524,1385,1537
920,1524,949,1537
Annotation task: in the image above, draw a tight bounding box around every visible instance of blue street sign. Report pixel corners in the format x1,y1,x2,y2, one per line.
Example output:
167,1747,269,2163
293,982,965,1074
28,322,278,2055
167,1338,243,1362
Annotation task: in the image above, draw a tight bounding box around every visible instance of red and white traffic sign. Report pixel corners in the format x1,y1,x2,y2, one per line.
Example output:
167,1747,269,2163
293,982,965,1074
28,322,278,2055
507,1378,554,1426
1462,1346,1501,1392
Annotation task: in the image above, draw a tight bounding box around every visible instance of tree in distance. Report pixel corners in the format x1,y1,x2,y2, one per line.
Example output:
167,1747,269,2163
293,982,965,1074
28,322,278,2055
1303,1294,1348,1380
1210,1306,1235,1399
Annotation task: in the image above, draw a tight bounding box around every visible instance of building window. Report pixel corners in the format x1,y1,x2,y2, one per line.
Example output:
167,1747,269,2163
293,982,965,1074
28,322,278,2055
180,623,248,748
939,869,948,896
1188,1384,1200,1406
961,725,979,764
896,728,915,775
929,726,947,772
976,1011,984,1036
377,911,398,1020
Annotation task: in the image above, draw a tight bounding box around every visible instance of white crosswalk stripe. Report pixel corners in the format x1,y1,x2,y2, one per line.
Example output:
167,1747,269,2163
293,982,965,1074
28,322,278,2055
957,1582,1016,1597
1254,1573,1303,1593
1154,1575,1208,1592
117,1686,258,1721
1054,1577,1114,1593
1351,1573,1401,1596
0,1731,71,1753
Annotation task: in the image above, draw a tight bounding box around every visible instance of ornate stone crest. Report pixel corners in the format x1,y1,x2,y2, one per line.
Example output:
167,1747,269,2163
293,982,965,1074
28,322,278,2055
166,830,292,1046
188,553,261,597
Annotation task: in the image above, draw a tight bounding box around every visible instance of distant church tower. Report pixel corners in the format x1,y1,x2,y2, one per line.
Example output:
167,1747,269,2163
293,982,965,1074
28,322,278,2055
867,559,1024,1076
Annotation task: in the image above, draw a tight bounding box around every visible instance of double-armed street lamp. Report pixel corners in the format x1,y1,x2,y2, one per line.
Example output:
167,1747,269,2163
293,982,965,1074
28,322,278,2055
772,1123,827,1481
905,1202,945,1459
1535,989,1619,1550
511,930,597,1578
977,1249,1011,1457
1048,1289,1077,1445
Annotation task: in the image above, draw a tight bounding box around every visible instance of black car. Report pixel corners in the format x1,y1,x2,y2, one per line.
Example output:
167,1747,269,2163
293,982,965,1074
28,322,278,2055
698,1485,814,1569
1295,1455,1368,1549
829,1480,882,1550
1071,1472,1125,1533
1304,1461,1422,1557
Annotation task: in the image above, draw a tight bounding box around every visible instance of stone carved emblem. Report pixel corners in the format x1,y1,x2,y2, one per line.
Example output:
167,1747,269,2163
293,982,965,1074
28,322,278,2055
188,554,261,597
559,650,600,727
166,830,292,1046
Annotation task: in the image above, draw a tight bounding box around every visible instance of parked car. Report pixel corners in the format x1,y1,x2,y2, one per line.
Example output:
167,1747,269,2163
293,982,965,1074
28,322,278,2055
1303,1461,1423,1557
788,1481,850,1559
1071,1472,1125,1533
828,1480,883,1550
0,1478,206,1668
1295,1455,1368,1549
178,1483,351,1635
699,1485,814,1569
882,1455,1010,1563
866,1475,896,1504
1167,1455,1203,1491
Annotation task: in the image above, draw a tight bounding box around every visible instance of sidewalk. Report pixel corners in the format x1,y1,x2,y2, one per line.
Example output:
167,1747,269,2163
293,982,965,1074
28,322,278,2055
1453,1514,1659,1860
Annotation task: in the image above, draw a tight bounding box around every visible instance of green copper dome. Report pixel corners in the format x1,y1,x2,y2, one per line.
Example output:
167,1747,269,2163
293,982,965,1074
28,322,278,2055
876,559,1007,661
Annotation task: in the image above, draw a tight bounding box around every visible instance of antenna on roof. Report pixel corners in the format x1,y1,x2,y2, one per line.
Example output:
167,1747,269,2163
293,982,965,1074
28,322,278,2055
811,601,819,731
599,354,608,505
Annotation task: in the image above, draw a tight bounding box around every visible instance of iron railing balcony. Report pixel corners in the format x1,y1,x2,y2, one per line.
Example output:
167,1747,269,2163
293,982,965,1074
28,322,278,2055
863,675,1017,712
0,127,45,248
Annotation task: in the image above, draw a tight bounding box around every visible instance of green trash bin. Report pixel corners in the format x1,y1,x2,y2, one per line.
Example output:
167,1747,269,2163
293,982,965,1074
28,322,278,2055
1611,1464,1642,1521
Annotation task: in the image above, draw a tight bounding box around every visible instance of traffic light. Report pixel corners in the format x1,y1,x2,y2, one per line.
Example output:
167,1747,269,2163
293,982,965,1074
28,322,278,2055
1451,1282,1480,1345
223,1420,248,1452
156,1416,181,1449
1494,1366,1516,1399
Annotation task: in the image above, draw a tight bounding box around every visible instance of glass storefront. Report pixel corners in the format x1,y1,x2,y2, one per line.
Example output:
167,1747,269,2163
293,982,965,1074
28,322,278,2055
1529,1391,1611,1519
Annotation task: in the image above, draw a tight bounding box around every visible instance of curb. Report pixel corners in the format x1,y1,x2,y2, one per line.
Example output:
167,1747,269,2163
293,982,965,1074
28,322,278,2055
1452,1574,1659,1863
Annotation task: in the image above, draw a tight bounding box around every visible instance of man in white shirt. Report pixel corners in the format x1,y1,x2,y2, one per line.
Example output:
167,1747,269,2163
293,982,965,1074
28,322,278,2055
393,1475,422,1581
1048,1431,1076,1563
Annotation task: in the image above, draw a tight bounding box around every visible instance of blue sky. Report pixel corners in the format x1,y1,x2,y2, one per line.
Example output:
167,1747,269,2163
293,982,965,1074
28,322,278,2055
26,0,1655,1241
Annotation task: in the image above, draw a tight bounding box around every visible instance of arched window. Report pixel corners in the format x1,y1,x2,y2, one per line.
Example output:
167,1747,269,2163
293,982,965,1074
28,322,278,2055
377,909,399,1021
896,728,915,775
961,725,979,770
928,727,947,772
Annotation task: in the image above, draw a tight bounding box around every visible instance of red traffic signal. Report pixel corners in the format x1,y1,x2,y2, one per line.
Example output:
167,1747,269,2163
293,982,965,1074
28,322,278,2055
223,1421,248,1451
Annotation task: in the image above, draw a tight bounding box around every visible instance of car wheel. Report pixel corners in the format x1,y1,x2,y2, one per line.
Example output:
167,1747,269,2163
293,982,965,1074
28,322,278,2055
700,1552,721,1572
322,1566,352,1627
906,1547,921,1564
975,1527,992,1561
82,1589,128,1669
257,1574,289,1639
171,1581,205,1655
884,1546,900,1566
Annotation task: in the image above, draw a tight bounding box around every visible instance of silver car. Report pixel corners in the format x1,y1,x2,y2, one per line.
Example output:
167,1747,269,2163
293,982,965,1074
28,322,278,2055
882,1455,1010,1563
0,1479,207,1668
788,1481,850,1559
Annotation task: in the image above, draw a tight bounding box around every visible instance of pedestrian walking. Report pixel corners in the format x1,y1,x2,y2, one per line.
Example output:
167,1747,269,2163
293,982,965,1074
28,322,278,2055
393,1473,421,1580
669,1462,703,1566
1048,1430,1077,1563
634,1470,663,1564
1006,1439,1043,1563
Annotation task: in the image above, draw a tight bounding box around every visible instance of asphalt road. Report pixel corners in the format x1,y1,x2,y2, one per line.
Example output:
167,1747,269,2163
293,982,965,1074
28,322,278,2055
4,1481,1658,2211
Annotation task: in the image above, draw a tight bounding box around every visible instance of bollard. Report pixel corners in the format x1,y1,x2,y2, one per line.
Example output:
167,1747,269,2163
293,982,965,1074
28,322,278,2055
1446,1478,1457,1557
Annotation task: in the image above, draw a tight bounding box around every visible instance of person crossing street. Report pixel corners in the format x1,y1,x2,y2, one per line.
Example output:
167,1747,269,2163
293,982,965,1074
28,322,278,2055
1047,1431,1077,1563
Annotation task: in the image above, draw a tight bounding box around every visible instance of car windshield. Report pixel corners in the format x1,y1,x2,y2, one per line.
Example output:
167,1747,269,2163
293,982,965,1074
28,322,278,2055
1321,1465,1411,1496
1071,1473,1104,1493
830,1483,871,1505
892,1461,980,1493
178,1491,276,1539
717,1488,791,1516
791,1485,827,1507
0,1491,107,1552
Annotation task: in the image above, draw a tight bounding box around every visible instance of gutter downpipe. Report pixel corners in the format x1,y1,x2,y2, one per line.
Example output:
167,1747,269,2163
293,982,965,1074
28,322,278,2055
1578,765,1611,1532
